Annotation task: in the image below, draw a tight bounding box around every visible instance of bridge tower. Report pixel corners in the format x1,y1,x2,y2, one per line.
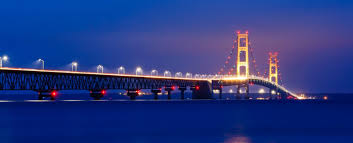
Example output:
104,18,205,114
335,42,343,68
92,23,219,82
236,31,249,77
268,52,279,84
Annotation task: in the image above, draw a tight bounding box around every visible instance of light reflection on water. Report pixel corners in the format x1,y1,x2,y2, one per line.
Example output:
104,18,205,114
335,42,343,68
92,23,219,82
0,97,352,143
0,100,13,102
224,135,252,143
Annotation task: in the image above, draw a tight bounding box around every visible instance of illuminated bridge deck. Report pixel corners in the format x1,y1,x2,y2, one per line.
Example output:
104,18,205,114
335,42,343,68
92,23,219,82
0,68,302,100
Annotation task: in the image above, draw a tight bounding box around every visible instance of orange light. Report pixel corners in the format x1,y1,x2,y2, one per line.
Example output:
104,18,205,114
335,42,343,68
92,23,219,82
323,96,328,100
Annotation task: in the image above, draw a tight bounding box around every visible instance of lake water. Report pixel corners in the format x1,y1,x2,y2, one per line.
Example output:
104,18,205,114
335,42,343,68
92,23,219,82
0,93,352,143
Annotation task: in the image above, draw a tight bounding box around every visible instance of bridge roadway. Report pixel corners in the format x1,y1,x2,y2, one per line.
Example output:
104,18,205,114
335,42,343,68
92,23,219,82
0,68,302,100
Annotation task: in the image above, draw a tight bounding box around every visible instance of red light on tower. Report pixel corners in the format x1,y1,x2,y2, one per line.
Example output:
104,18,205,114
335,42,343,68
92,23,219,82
171,86,175,90
195,86,200,90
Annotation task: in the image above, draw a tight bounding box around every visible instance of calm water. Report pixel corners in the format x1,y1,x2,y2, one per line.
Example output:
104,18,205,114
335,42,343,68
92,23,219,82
0,94,352,143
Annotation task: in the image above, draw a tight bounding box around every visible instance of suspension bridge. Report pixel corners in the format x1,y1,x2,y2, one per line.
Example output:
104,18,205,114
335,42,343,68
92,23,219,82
0,31,304,100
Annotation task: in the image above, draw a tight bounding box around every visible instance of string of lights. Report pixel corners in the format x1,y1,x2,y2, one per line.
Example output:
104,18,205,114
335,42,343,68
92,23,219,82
218,32,237,75
249,40,260,76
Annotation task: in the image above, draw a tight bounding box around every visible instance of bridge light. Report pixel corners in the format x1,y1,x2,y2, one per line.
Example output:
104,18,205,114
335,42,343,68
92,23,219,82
323,96,328,100
97,65,104,73
51,91,57,97
136,67,143,75
101,90,106,95
175,72,182,78
72,62,78,72
151,69,158,76
195,86,200,90
258,89,265,94
118,66,125,74
2,56,8,61
271,90,276,95
136,90,141,95
164,70,171,77
37,59,45,70
0,55,9,68
185,72,192,78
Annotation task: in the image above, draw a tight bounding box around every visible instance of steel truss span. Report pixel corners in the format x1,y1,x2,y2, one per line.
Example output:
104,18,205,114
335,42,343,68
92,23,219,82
0,68,204,91
0,68,301,100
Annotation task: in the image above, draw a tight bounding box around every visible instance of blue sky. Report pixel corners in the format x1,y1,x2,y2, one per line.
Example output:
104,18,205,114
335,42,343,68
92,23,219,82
1,0,353,92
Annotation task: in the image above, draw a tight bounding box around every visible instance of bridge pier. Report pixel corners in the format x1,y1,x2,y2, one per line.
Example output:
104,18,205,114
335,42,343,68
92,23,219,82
37,90,58,100
178,86,186,100
269,89,281,100
236,85,241,99
127,89,139,100
165,86,175,100
213,86,223,99
280,92,289,100
191,83,213,99
151,88,162,100
90,90,106,100
268,89,272,100
236,84,249,100
244,84,250,100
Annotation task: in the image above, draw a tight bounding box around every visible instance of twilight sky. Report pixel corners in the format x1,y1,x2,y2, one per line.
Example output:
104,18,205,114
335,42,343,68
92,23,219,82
1,0,353,93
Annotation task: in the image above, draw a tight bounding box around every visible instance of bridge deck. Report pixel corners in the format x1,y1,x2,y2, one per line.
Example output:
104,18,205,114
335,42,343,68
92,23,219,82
0,68,302,99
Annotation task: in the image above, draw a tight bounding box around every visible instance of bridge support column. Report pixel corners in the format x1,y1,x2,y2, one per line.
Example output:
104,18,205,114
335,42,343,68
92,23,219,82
191,83,212,99
280,92,288,100
244,84,250,100
165,86,175,100
236,84,249,100
269,89,280,100
37,90,58,100
151,88,162,100
178,86,186,100
127,89,139,100
236,85,241,99
90,90,106,100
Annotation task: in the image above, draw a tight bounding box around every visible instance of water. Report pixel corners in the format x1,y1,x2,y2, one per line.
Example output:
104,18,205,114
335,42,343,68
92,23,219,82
0,94,352,143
